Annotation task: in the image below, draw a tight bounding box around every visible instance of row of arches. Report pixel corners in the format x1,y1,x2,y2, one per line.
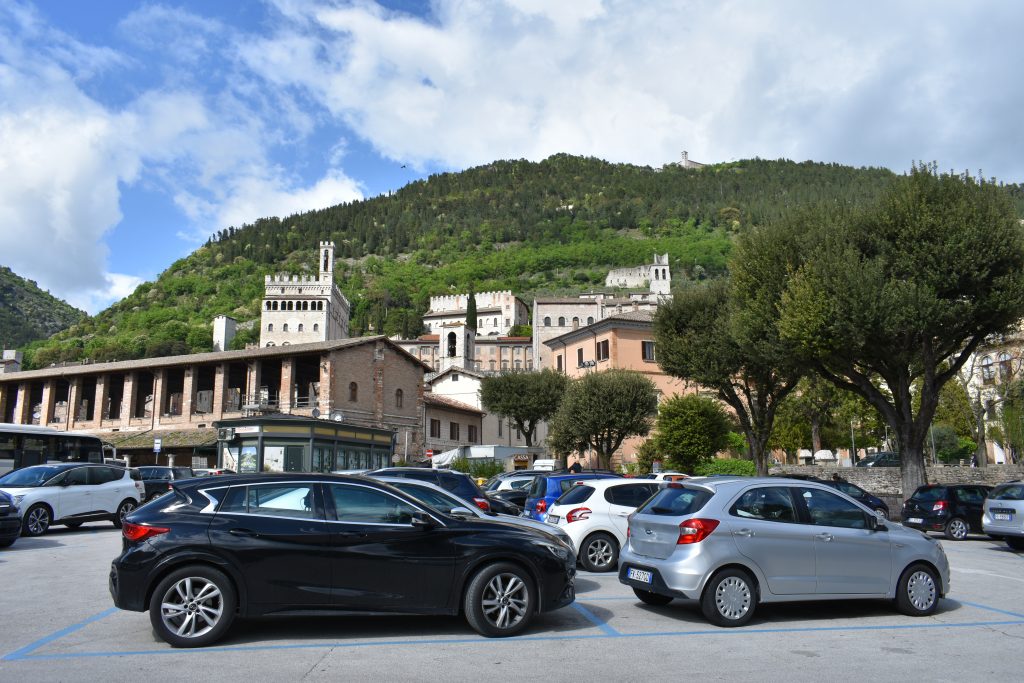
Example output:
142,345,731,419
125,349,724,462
265,300,325,311
267,323,319,333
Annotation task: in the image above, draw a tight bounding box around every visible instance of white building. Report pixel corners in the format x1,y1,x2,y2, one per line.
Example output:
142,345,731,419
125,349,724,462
259,242,351,348
605,253,672,295
423,291,528,337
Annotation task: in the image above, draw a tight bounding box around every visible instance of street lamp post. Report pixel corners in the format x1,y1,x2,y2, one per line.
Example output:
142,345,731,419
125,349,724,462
850,420,857,466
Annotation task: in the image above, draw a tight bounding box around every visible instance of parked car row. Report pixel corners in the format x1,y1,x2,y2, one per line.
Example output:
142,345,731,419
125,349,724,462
982,480,1024,550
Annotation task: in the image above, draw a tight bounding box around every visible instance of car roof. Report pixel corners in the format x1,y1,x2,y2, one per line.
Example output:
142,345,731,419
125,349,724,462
19,462,97,472
561,478,659,490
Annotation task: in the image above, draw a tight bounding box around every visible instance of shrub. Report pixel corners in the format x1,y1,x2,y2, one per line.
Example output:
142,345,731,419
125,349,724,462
693,459,757,477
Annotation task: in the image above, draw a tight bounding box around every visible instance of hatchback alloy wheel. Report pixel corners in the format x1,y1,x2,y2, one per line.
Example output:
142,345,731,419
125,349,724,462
481,572,529,630
148,565,238,648
945,518,968,541
581,533,618,572
464,562,536,637
23,504,51,537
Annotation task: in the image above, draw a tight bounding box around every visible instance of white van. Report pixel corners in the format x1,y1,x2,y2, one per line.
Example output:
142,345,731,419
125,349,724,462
532,458,557,471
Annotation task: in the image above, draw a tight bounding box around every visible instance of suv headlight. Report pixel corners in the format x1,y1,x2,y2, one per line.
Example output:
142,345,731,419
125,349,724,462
533,540,570,560
12,494,25,505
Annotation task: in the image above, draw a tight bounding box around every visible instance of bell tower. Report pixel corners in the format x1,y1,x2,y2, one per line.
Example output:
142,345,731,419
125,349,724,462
438,323,476,372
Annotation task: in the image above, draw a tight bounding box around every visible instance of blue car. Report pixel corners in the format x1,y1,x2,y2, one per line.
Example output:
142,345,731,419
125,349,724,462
523,472,620,521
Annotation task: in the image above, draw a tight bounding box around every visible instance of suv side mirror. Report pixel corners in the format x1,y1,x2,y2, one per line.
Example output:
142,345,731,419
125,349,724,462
411,511,437,530
870,514,887,531
448,506,475,519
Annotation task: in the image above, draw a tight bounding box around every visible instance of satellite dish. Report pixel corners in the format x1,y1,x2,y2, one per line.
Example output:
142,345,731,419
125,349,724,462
311,407,321,418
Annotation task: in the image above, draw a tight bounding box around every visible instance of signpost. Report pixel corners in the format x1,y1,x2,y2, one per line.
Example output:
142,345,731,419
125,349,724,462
425,449,435,458
154,438,162,454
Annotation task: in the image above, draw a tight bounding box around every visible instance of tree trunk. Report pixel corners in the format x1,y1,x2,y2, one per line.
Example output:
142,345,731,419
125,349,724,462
899,441,927,504
811,417,822,453
750,437,769,477
974,410,987,468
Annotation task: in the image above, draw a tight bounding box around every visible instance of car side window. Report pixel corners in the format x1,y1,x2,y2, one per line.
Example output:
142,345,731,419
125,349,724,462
835,481,861,498
91,467,122,484
606,484,657,507
65,467,90,486
393,484,457,514
955,487,984,504
329,484,418,525
730,487,797,523
800,488,867,529
245,484,317,519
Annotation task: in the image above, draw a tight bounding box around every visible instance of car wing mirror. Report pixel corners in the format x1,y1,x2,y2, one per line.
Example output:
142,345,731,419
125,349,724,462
871,514,887,531
448,506,475,519
411,511,437,530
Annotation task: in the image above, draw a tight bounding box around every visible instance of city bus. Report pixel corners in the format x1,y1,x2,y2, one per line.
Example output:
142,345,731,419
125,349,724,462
0,423,116,474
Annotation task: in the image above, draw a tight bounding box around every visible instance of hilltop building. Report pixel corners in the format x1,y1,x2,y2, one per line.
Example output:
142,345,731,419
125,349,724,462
260,241,350,347
605,253,672,295
423,291,528,337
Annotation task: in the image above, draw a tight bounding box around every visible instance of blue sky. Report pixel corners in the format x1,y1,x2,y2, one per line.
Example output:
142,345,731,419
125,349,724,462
2,0,1023,315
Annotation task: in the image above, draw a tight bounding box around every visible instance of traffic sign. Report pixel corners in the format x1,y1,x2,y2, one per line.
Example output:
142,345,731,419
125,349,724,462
154,438,162,453
425,449,435,458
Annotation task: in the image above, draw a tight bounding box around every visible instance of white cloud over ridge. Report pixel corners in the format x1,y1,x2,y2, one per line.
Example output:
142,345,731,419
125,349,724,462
2,0,1023,316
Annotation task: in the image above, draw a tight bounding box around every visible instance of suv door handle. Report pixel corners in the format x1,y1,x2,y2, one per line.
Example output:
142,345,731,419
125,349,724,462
733,529,754,537
229,528,258,537
815,533,834,542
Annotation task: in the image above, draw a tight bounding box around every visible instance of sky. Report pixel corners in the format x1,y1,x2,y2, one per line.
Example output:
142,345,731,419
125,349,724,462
1,0,1023,315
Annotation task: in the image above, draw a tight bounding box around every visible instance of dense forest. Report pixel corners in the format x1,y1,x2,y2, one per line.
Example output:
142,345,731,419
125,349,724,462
0,267,85,350
18,155,1024,370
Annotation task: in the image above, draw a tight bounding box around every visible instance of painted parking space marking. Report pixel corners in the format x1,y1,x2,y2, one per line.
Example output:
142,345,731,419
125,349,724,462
5,600,1023,663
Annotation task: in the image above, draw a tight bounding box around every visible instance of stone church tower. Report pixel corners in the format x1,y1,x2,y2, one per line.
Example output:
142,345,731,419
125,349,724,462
259,242,350,347
438,322,476,373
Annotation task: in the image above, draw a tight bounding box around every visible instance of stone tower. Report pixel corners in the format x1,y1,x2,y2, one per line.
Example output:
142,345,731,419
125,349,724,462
259,241,350,347
438,322,476,373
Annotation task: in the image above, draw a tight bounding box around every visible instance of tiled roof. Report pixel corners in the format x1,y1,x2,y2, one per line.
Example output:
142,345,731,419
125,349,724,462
423,393,485,415
94,428,219,450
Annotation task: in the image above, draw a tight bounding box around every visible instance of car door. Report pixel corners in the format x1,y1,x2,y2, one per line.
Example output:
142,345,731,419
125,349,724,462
207,482,333,608
52,466,94,519
87,466,122,514
955,486,987,531
728,485,816,595
607,484,658,542
796,487,891,594
324,481,456,611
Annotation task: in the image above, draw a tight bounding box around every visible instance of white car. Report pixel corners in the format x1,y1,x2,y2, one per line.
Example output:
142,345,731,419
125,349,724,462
546,479,661,572
0,463,144,536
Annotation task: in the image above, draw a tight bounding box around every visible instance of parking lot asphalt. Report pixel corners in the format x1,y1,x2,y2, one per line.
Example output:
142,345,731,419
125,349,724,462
1,524,1023,682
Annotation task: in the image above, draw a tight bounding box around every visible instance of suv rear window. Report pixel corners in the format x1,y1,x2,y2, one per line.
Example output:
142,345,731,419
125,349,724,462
990,483,1024,501
639,485,712,516
556,485,594,505
172,467,194,478
912,486,948,502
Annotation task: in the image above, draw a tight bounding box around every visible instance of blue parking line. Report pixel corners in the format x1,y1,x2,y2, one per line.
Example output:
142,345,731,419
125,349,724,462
3,608,118,661
958,601,1024,619
570,602,621,636
6,603,1024,662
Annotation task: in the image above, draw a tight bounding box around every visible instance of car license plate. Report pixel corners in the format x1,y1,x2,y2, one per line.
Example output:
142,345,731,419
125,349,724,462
547,515,560,524
994,513,1012,521
627,568,653,584
907,517,923,524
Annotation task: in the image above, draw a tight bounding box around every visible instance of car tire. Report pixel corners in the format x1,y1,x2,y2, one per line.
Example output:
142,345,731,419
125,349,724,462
579,532,619,573
633,587,673,606
895,563,939,616
944,517,969,541
148,565,237,648
21,503,52,537
1006,537,1024,551
701,568,756,627
113,499,137,528
463,562,535,637
873,507,888,519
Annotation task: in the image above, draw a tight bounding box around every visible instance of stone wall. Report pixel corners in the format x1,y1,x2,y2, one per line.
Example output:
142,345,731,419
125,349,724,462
771,464,1024,500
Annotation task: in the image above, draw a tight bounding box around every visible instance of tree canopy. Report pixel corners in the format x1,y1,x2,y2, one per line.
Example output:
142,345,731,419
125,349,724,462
479,369,567,447
646,394,732,473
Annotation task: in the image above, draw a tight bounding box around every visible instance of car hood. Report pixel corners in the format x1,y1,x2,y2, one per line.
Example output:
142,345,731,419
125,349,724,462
474,514,574,548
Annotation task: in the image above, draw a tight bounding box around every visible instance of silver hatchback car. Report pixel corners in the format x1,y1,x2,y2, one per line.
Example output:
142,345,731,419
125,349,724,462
618,477,950,626
982,480,1024,551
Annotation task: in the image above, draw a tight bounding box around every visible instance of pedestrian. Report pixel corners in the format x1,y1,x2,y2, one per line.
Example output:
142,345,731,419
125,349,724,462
970,454,978,468
568,460,582,474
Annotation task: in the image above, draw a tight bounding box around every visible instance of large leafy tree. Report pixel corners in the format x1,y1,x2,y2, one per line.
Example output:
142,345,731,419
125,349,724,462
775,166,1024,496
479,369,567,447
547,369,658,468
647,394,732,473
656,213,809,476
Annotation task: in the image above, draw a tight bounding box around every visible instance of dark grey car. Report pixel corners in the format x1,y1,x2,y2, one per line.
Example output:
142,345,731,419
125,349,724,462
618,477,950,626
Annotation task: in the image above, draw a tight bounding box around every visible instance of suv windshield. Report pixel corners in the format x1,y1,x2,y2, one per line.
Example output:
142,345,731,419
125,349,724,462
990,483,1024,501
638,485,713,516
0,466,63,487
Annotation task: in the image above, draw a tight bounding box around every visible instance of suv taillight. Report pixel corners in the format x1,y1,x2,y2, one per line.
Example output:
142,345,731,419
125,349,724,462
932,500,948,512
122,522,170,542
536,499,547,513
566,507,591,523
473,497,491,512
677,518,720,544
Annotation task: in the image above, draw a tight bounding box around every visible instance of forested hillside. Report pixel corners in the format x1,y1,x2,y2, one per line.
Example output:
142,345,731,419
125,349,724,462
0,267,85,349
20,155,1024,370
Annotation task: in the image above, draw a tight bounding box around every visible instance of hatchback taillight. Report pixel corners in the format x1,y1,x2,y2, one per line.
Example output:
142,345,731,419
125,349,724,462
536,499,547,513
473,497,491,512
122,522,170,543
932,500,948,512
677,518,720,544
566,507,591,523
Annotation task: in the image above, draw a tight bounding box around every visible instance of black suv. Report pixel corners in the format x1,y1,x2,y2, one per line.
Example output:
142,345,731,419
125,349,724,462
901,484,992,540
137,466,195,501
773,474,890,518
110,473,576,647
0,490,20,548
370,467,520,515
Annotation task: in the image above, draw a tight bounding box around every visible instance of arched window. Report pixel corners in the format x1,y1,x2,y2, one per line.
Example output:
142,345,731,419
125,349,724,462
265,301,271,310
323,249,330,271
313,324,319,332
587,316,594,325
395,389,404,408
572,317,579,330
272,301,278,311
349,382,358,402
558,317,565,326
447,331,457,357
981,356,995,383
302,301,308,311
266,342,275,347
267,323,273,331
298,324,304,332
655,270,660,280
283,324,289,332
999,352,1013,380
544,317,551,326
317,301,323,310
